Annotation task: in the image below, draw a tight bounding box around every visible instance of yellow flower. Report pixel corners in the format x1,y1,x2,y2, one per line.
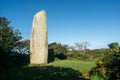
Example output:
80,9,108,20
98,60,103,65
94,64,97,67
82,71,89,79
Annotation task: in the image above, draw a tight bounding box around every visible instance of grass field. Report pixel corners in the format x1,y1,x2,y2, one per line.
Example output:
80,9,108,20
0,60,96,80
49,60,95,72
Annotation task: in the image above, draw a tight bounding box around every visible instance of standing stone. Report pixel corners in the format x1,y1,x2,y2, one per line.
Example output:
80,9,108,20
30,10,48,64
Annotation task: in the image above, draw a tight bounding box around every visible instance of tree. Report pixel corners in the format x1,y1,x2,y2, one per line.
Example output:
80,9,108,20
108,42,119,53
74,42,83,51
74,41,90,51
108,42,119,49
0,17,22,55
49,42,68,55
83,41,91,50
68,46,76,52
48,42,68,59
12,40,30,54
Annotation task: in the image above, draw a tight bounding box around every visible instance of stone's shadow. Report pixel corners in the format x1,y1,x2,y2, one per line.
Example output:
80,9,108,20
0,66,86,80
21,66,82,80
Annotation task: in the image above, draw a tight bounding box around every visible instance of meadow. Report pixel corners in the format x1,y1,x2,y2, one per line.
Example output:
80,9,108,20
49,60,95,72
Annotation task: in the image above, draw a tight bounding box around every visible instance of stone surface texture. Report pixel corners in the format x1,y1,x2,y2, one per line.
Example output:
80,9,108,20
30,10,48,64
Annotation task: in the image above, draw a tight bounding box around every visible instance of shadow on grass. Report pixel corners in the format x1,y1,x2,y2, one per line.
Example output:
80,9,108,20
0,65,87,80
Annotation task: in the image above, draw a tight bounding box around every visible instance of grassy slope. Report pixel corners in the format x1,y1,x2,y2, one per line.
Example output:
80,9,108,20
49,60,95,72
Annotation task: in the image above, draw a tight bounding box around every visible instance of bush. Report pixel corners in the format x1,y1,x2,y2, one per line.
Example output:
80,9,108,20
11,54,30,65
102,53,120,79
66,49,109,61
0,54,14,68
90,53,120,80
48,48,55,63
55,54,67,60
0,53,30,68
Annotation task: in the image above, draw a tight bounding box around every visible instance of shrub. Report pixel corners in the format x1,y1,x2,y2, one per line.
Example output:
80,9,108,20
102,53,120,79
90,53,120,80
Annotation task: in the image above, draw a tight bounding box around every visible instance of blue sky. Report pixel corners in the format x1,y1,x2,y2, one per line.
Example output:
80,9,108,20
0,0,120,49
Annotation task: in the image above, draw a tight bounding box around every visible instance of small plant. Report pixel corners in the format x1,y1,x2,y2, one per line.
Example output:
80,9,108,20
82,71,90,79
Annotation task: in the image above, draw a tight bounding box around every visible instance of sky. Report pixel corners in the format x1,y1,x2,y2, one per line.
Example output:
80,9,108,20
0,0,120,49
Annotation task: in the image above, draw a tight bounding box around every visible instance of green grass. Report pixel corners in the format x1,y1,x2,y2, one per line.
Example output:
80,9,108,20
0,60,96,80
49,60,95,72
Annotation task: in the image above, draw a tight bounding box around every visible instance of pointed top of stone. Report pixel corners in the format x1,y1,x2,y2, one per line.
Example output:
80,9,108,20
35,10,46,17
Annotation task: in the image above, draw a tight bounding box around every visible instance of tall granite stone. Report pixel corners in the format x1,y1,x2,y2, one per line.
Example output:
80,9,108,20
30,10,48,64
